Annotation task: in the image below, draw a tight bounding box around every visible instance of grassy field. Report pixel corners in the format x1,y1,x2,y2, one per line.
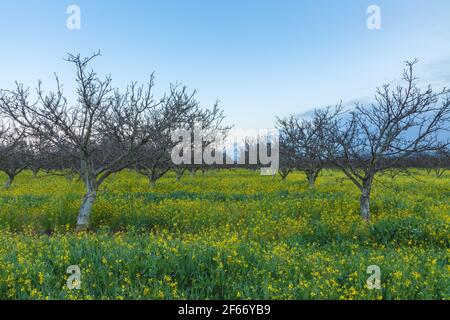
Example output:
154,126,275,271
0,169,448,300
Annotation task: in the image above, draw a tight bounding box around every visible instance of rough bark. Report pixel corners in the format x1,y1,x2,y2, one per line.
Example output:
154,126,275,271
149,177,156,188
76,160,98,231
4,175,14,189
76,190,97,231
360,189,370,222
359,177,373,222
307,173,316,189
305,168,321,189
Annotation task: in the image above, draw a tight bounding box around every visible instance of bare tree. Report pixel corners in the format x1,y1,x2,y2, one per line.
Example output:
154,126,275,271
325,60,450,221
0,124,29,188
0,52,202,230
277,128,296,181
132,84,200,188
169,100,229,177
134,89,228,187
276,107,338,188
135,141,172,188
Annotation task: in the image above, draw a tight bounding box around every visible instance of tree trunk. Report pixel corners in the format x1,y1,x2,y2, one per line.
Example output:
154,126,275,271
278,169,290,181
435,168,446,178
76,160,98,231
359,177,373,222
4,175,14,189
149,177,156,188
307,173,316,189
175,168,186,182
359,189,371,222
306,169,320,189
76,190,97,231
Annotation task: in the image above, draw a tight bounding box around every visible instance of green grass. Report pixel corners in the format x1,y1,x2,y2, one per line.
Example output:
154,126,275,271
0,169,448,299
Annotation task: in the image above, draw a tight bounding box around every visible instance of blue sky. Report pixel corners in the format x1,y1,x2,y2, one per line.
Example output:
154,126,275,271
1,0,450,128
